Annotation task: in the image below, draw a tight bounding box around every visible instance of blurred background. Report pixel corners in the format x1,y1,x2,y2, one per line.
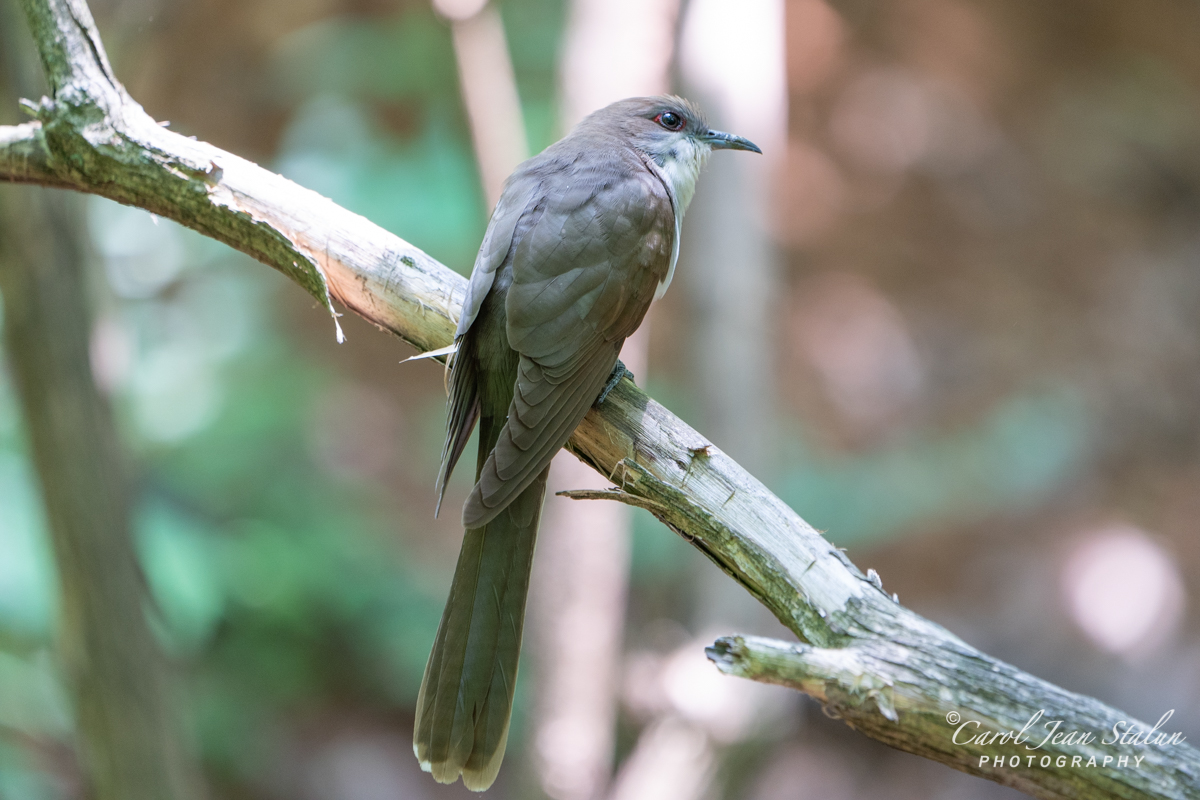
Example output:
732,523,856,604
1,0,1199,798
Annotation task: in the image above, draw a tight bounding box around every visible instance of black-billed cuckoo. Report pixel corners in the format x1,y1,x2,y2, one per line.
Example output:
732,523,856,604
414,95,760,791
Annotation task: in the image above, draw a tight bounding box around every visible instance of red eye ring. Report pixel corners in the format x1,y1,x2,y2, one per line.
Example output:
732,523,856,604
655,111,685,131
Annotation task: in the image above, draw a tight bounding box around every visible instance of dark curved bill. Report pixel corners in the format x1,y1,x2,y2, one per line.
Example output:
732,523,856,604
702,129,762,154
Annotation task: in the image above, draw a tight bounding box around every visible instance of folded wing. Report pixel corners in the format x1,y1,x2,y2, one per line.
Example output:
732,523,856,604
462,161,675,528
436,170,541,511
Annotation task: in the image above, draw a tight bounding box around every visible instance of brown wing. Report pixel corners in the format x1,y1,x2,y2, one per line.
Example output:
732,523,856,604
461,161,676,528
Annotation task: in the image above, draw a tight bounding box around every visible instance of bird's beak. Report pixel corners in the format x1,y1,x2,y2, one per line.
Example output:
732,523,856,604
702,129,762,154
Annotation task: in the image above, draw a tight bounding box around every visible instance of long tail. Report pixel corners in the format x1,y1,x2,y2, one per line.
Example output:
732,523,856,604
414,412,548,791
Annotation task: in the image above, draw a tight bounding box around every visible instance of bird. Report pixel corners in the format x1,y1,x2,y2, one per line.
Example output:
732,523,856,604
414,95,760,791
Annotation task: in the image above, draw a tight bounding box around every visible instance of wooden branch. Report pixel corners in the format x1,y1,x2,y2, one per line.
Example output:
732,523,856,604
708,635,1196,800
0,122,63,184
3,1,1198,797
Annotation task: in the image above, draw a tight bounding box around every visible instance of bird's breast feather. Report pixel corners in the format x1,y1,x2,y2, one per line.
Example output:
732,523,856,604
504,167,674,359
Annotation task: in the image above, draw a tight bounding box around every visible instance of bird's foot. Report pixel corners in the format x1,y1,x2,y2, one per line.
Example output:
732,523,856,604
595,360,634,406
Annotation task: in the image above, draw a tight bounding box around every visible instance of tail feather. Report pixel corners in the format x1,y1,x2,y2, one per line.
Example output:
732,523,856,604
436,343,480,516
415,412,547,791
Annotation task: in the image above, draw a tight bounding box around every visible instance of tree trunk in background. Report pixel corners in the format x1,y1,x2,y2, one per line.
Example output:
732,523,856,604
0,182,206,800
678,0,788,631
438,0,528,210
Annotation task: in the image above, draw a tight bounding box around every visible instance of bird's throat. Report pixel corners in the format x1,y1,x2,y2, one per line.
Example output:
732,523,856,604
656,138,712,215
649,138,711,302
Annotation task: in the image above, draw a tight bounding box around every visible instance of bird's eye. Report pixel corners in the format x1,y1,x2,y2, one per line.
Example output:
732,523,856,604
656,111,685,131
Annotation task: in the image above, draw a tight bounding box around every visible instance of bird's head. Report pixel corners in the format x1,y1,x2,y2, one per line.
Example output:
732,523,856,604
578,96,761,213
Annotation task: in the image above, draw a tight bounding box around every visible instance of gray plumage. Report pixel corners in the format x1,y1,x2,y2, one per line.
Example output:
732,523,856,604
415,95,760,791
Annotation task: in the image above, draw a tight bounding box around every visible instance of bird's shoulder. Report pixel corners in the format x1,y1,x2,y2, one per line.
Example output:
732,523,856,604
502,146,675,358
526,136,672,213
510,141,675,277
456,167,542,338
458,138,673,341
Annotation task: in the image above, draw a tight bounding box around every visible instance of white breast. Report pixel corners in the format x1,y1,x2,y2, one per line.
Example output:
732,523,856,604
651,137,711,301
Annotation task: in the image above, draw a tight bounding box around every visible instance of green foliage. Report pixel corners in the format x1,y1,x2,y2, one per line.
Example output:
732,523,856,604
276,95,487,271
273,9,489,268
0,451,57,637
272,11,459,104
779,388,1092,545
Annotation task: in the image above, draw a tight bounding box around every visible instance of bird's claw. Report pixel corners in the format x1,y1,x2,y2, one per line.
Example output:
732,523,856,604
595,360,634,406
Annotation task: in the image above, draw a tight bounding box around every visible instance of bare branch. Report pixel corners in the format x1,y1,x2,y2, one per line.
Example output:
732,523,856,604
710,635,1196,800
0,121,70,185
3,1,1198,798
18,0,123,100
